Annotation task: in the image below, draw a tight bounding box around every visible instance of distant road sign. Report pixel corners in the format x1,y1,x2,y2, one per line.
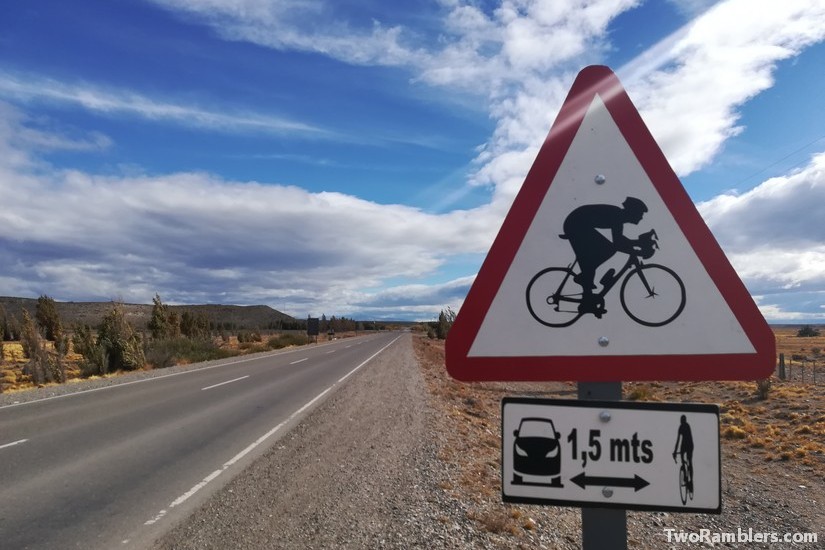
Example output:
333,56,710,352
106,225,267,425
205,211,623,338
502,397,720,513
446,65,775,382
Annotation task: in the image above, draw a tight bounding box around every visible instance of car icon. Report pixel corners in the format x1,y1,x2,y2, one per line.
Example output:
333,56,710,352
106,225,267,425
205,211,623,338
512,417,563,487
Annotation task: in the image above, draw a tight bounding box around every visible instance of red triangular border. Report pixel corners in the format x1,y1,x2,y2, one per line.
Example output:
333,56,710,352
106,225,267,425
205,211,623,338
446,65,775,382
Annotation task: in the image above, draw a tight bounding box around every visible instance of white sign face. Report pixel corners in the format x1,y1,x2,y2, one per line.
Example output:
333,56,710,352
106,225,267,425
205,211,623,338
469,95,755,359
502,398,720,513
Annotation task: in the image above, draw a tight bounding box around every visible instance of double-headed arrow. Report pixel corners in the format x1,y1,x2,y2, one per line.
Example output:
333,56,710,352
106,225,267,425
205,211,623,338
571,472,649,492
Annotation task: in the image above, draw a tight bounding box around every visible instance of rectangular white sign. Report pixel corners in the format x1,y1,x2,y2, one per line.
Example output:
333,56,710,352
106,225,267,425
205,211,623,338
502,398,720,513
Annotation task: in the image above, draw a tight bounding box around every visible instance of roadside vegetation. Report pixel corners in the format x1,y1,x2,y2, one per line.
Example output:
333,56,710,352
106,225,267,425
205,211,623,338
0,294,387,393
425,307,456,340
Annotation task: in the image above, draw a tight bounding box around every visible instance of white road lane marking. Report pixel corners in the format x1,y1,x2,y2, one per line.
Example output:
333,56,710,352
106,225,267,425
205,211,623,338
0,439,29,450
290,358,308,365
201,375,250,391
144,335,401,528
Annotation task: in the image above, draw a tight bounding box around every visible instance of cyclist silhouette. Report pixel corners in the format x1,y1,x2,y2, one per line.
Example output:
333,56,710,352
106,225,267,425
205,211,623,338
672,415,694,496
560,197,649,316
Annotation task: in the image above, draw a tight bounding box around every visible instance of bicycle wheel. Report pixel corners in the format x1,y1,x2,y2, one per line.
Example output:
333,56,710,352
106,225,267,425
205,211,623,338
679,465,688,505
620,264,686,327
526,267,583,327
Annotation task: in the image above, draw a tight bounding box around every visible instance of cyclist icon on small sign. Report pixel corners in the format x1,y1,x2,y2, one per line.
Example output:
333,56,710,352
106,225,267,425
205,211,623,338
526,197,686,328
673,415,695,505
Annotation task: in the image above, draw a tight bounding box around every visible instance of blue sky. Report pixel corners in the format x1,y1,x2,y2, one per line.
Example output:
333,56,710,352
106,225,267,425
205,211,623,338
1,0,824,323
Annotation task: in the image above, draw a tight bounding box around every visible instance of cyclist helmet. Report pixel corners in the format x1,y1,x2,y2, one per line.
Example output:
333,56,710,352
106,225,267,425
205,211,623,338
622,196,648,214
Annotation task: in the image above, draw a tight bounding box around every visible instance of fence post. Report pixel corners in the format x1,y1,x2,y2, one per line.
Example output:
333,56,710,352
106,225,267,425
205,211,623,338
778,353,786,380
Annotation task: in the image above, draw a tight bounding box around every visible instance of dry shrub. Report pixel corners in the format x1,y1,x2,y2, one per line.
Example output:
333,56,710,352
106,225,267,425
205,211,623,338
723,425,749,439
468,509,519,535
756,378,771,400
626,384,655,401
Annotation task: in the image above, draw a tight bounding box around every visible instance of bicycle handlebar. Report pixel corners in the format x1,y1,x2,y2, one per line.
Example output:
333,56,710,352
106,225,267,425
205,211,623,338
636,229,659,259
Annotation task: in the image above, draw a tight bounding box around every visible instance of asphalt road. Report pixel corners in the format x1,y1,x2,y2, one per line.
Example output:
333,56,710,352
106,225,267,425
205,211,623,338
0,332,401,549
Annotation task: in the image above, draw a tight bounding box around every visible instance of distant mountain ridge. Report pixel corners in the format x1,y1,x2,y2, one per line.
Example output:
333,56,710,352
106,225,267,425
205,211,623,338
0,296,295,331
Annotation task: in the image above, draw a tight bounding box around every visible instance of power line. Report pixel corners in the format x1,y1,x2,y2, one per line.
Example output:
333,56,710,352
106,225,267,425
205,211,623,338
733,134,825,187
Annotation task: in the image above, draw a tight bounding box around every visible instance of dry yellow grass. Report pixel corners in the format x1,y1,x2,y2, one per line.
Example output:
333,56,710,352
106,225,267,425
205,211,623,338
774,326,825,358
2,342,26,363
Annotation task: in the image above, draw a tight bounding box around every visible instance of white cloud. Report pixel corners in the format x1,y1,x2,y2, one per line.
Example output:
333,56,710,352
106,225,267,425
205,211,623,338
697,152,825,319
699,152,825,253
753,301,825,322
0,102,111,171
665,0,717,17
347,276,475,320
0,71,325,136
628,0,825,176
149,0,425,67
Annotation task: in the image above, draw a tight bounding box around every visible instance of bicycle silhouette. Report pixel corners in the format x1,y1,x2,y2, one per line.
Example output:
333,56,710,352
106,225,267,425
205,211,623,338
674,451,694,505
526,229,686,327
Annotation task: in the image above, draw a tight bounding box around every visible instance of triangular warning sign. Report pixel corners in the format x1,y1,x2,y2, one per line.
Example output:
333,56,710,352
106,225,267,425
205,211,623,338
446,66,775,382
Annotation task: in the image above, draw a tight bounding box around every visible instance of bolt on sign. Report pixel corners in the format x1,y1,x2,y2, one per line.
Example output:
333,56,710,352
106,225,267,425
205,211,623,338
445,65,775,383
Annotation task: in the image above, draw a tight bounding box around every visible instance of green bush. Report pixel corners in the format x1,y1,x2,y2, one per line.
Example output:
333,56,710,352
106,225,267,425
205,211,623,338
145,337,236,369
36,295,63,342
20,309,66,385
797,325,821,337
98,303,144,372
427,307,456,340
73,303,144,376
73,325,108,377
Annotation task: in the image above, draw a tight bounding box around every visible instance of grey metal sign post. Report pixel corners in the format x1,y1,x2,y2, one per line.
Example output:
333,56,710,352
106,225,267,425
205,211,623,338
579,382,626,550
